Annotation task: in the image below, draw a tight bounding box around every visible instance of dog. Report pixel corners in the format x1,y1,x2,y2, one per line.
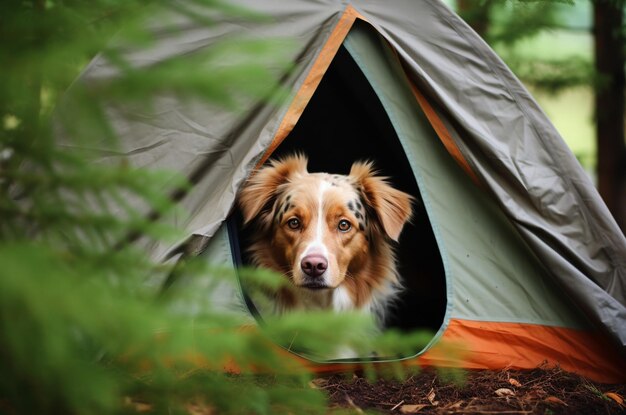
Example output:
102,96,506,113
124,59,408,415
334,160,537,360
238,154,413,327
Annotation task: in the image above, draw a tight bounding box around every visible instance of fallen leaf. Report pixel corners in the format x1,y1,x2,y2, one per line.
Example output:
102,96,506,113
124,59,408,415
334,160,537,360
544,396,568,406
427,388,439,406
605,392,624,406
508,378,522,388
399,404,428,413
308,378,328,389
444,400,464,409
495,388,515,397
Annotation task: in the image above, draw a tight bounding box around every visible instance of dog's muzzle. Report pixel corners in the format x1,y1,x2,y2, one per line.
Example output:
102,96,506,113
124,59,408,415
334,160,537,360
300,254,330,289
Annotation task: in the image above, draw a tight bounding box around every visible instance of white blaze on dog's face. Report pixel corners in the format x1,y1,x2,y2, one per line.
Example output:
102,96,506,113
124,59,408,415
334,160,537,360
239,154,413,298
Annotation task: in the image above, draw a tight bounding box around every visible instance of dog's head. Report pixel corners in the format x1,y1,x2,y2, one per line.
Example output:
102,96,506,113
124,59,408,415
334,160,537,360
238,154,413,291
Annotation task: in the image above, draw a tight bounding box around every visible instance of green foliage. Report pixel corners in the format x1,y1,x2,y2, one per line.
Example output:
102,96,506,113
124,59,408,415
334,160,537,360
0,1,435,414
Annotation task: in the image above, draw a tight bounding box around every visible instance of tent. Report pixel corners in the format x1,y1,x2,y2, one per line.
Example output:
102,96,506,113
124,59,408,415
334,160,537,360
65,1,626,382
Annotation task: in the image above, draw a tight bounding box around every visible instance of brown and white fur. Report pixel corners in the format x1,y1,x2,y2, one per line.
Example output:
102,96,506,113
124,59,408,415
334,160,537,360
238,154,413,327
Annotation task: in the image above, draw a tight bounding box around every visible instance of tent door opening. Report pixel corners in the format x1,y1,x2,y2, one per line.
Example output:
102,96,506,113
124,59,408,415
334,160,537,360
229,24,447,339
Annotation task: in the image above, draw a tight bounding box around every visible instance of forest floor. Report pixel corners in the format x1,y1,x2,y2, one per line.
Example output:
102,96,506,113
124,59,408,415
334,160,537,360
318,366,626,414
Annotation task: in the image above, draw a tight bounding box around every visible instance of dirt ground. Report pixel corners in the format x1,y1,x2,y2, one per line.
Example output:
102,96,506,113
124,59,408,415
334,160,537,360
318,366,626,414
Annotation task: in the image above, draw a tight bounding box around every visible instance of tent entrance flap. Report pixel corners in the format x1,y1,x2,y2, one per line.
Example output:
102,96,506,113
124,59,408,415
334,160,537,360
229,37,448,349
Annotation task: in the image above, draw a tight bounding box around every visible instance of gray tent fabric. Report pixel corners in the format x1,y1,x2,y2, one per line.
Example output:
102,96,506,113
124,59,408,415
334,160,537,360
357,1,626,349
62,0,626,356
341,23,589,329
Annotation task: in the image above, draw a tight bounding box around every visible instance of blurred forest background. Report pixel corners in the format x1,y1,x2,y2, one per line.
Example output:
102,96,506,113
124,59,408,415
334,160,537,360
450,0,626,233
0,0,624,414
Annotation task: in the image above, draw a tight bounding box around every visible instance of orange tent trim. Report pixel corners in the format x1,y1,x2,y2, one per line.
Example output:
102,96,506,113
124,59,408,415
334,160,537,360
256,5,366,168
406,81,482,186
418,319,626,383
258,319,623,384
221,319,625,383
256,5,481,190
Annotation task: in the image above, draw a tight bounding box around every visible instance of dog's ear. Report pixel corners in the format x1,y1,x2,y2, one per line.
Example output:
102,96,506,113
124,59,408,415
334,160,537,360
349,161,413,242
238,154,308,226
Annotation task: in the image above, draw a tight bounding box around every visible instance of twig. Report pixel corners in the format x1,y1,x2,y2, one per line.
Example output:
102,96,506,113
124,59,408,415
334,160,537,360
390,399,405,411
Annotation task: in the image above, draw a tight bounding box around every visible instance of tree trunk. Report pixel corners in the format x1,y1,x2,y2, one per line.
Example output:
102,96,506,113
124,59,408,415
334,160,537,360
593,0,626,234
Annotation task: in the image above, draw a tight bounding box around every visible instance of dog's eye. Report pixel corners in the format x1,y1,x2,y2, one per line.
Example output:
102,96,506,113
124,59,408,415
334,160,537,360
337,219,352,232
287,218,301,230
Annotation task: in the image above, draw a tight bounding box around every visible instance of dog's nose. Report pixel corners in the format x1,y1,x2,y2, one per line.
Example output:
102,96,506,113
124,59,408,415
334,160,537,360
300,254,328,278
